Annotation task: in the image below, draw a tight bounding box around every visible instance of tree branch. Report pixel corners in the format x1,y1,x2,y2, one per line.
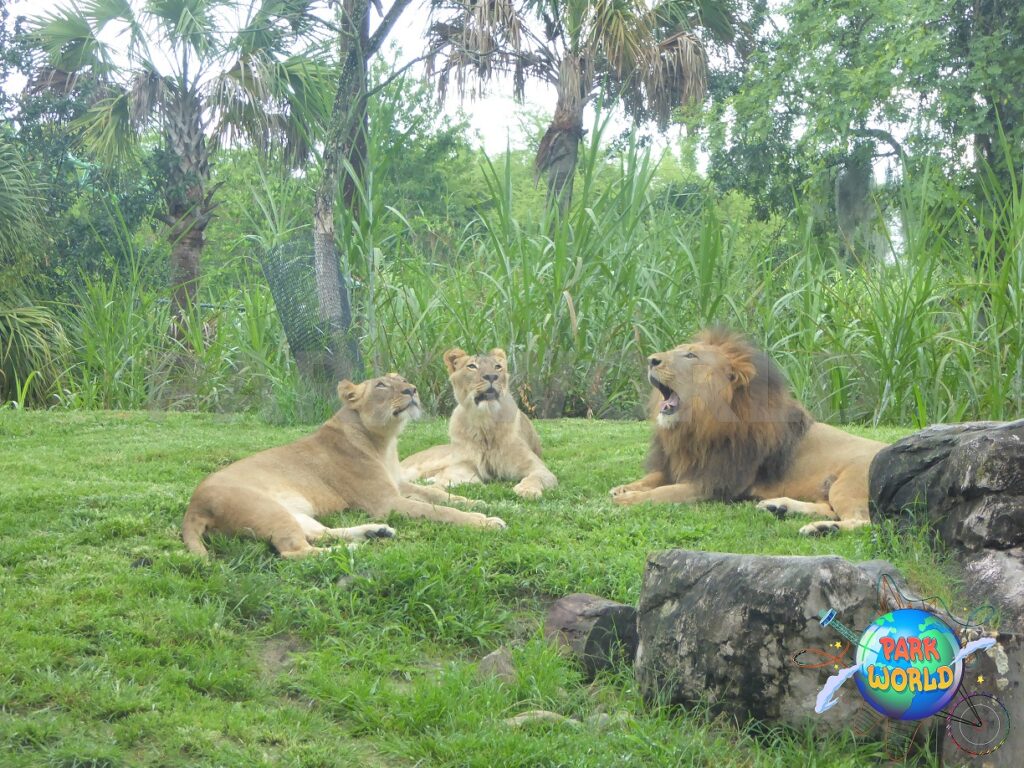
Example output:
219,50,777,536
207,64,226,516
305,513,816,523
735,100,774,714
851,127,906,161
367,46,445,96
367,0,414,57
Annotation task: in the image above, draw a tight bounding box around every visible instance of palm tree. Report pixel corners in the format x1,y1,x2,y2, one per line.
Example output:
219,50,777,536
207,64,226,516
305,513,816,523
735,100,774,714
29,0,329,322
428,0,736,216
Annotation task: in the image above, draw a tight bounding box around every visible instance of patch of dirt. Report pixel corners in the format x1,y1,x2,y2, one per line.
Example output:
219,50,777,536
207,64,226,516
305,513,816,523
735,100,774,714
258,634,309,680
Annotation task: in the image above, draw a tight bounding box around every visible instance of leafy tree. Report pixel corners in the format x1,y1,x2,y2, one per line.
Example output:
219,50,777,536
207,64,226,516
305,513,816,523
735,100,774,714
365,59,475,229
427,0,737,216
28,0,328,321
705,0,1024,220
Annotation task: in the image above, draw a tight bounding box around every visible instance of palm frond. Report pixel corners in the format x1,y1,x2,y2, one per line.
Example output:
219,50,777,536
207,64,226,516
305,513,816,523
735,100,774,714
146,0,219,56
32,5,111,73
78,88,141,163
427,0,531,103
81,0,136,28
209,52,331,164
0,295,69,407
0,137,42,266
643,29,707,128
231,0,323,55
591,0,651,78
127,64,168,126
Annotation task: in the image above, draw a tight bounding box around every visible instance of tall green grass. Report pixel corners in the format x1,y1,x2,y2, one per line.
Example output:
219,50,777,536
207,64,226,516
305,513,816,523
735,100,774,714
60,272,325,421
19,119,1023,427
358,131,1024,425
0,293,68,407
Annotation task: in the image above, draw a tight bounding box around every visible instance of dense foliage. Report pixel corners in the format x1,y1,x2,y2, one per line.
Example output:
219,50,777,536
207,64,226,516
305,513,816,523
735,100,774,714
0,0,1020,426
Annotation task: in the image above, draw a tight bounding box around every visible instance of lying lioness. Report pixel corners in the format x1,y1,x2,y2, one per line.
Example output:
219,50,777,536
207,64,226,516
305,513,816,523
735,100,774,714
400,348,557,499
610,329,887,535
182,374,506,558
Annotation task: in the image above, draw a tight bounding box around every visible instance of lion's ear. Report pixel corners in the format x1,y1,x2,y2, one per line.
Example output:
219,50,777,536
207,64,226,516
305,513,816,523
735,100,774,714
337,379,364,403
489,348,507,364
729,358,756,388
444,348,468,373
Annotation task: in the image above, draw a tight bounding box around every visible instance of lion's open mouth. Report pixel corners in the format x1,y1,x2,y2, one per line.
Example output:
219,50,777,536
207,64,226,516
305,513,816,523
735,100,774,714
474,388,499,404
651,377,680,416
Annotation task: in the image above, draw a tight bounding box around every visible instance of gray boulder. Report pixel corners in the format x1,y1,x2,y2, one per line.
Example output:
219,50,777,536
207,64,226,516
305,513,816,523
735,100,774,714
633,550,905,733
869,420,1024,766
869,419,1024,552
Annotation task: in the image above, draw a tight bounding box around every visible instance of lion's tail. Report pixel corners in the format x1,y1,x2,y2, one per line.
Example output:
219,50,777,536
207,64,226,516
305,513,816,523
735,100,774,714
181,502,210,558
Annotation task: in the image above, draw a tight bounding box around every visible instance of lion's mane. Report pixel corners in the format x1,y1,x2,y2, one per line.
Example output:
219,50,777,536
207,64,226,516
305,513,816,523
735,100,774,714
645,328,812,500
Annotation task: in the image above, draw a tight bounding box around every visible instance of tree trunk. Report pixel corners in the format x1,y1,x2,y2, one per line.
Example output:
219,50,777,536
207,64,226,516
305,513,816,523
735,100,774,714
307,0,371,387
163,86,211,328
312,189,360,384
535,56,588,219
168,219,204,320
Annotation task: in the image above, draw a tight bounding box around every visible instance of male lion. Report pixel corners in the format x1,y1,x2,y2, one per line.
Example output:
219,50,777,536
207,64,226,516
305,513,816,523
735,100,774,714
609,329,886,535
182,373,506,559
400,348,557,499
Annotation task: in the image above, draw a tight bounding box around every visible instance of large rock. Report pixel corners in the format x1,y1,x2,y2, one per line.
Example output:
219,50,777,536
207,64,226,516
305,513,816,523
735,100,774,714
870,421,1024,766
634,550,906,733
938,629,1023,767
869,419,1024,552
940,551,1024,767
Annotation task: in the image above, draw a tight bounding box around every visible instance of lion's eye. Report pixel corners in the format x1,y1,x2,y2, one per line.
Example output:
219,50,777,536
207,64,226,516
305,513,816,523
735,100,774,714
684,352,698,359
494,364,502,370
467,363,478,370
375,382,387,388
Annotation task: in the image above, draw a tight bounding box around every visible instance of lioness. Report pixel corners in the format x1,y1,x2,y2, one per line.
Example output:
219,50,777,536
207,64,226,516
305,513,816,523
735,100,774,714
400,348,557,499
610,329,887,535
182,374,506,558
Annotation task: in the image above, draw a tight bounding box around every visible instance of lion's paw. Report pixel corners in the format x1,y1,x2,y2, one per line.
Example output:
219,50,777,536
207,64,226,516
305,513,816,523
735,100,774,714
513,480,542,500
448,493,483,507
612,491,647,506
799,521,840,537
609,485,630,498
484,516,507,530
349,524,396,542
757,499,789,520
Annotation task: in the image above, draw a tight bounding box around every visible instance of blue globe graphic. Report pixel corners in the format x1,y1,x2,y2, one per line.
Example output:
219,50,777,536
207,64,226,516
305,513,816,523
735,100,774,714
854,608,963,720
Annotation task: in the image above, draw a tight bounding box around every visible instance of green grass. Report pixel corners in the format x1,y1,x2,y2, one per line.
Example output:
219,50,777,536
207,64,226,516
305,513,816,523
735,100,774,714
0,410,945,767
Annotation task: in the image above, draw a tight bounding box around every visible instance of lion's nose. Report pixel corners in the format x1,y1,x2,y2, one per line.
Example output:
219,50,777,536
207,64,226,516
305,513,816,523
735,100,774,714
483,374,498,383
649,357,661,368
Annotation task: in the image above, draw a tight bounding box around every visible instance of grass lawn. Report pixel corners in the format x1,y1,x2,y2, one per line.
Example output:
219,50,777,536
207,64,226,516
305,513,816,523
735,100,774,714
0,410,947,767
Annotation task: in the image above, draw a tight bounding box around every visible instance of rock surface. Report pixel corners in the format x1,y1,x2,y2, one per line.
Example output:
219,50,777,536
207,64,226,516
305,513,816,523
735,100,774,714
869,419,1024,553
544,593,638,679
477,647,517,685
633,550,908,733
870,420,1024,766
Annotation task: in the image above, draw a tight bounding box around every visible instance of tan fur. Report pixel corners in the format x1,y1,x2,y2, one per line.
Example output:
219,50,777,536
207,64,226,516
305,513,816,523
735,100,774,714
182,374,506,559
400,348,557,499
609,329,887,536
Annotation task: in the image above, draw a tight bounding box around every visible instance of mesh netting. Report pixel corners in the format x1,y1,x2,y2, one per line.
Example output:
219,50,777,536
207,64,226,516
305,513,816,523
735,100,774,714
258,239,328,353
258,238,363,389
257,239,333,386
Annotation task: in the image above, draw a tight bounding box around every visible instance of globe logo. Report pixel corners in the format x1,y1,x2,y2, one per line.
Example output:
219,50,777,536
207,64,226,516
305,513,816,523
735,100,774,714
853,608,963,720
